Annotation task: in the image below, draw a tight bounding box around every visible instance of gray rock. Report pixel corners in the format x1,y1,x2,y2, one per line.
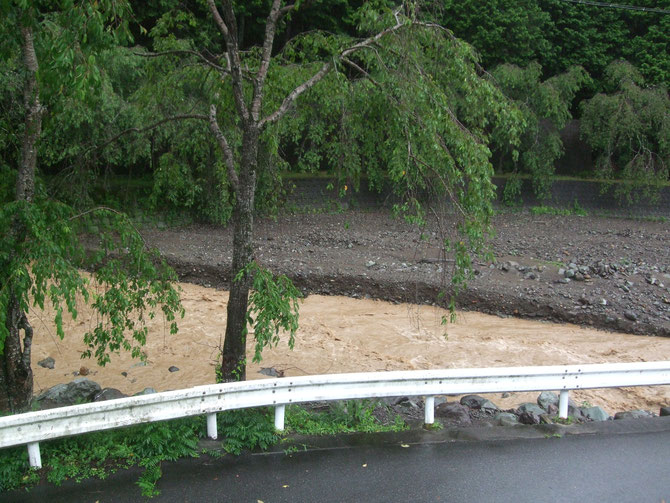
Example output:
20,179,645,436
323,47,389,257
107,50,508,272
624,310,638,322
393,396,421,410
36,378,101,407
614,410,653,420
518,402,546,417
660,406,670,417
38,357,55,369
168,366,180,373
537,391,559,411
93,388,128,402
134,387,157,396
460,395,499,411
582,406,610,421
494,412,519,427
568,404,586,420
259,367,281,377
435,402,472,425
518,411,541,425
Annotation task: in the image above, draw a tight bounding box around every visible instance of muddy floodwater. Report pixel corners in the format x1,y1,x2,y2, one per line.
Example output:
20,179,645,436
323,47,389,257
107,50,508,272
30,281,670,415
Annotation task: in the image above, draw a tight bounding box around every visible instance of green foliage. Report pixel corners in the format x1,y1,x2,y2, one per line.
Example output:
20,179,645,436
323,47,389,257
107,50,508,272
501,175,523,207
439,0,552,69
285,400,407,434
0,200,184,364
216,408,280,455
269,10,523,308
492,63,589,198
236,262,301,364
0,446,36,491
580,61,670,203
0,417,202,497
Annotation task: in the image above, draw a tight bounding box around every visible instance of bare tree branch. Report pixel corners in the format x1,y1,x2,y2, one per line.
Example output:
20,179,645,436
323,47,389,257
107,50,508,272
209,104,239,190
251,0,285,121
259,61,333,128
207,0,249,123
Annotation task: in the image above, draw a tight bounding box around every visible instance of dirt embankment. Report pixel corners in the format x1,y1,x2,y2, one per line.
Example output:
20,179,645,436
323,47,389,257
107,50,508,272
142,210,670,338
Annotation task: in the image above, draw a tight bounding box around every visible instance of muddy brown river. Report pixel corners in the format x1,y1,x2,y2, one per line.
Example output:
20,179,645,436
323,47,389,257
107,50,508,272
30,281,670,414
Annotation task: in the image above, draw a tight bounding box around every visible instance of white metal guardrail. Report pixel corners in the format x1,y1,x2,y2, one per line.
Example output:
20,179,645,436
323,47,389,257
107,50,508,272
2,361,669,469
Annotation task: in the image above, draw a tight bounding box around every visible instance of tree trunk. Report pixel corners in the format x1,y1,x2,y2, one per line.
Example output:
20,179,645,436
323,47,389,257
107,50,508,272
0,23,42,412
219,126,259,382
0,298,34,412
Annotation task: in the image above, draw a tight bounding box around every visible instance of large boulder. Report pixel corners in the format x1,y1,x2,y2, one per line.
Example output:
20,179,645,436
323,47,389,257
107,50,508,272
460,395,499,411
537,391,558,411
582,406,610,422
614,410,653,420
494,412,519,427
435,402,472,426
36,378,101,408
93,388,128,402
518,403,546,417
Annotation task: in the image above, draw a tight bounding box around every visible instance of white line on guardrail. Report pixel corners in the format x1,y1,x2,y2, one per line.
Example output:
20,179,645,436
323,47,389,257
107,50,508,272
2,361,669,468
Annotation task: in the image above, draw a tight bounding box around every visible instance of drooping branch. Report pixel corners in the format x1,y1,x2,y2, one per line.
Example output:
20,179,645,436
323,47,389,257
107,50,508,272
260,8,407,128
83,114,208,157
208,104,239,190
259,60,333,128
135,49,230,74
341,57,381,87
207,0,249,122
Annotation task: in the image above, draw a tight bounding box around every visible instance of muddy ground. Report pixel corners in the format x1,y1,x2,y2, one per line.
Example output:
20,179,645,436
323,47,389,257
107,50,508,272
143,209,670,338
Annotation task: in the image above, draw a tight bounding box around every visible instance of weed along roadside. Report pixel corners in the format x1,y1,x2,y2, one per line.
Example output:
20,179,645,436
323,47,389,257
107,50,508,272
0,401,407,497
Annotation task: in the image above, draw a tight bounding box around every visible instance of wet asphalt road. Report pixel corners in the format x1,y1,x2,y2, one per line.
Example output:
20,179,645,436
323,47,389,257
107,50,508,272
6,419,670,503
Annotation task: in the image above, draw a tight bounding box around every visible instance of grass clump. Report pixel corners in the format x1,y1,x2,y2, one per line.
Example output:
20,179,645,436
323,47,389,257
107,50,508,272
286,400,408,435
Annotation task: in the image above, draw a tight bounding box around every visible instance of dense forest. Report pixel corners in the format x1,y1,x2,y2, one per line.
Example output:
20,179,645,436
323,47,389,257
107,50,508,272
2,1,668,218
1,0,669,410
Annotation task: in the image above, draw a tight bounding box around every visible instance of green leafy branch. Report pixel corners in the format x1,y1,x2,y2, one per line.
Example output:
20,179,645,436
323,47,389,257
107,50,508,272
234,261,301,364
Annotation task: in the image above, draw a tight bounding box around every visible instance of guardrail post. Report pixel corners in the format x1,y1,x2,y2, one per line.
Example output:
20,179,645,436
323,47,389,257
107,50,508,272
27,442,41,469
424,396,435,425
559,390,569,419
275,404,286,431
206,413,218,439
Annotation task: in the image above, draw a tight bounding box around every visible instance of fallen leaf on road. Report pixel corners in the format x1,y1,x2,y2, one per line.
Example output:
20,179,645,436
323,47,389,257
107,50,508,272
362,463,367,468
400,444,410,448
282,484,289,488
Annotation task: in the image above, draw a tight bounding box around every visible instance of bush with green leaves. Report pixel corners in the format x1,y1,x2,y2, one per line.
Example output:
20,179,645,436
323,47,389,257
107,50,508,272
0,417,203,497
491,63,589,199
580,61,670,203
